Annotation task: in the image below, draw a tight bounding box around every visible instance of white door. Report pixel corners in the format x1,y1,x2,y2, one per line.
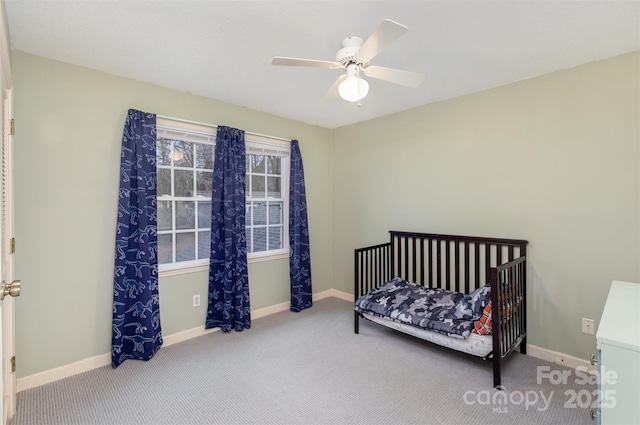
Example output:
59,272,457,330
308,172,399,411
0,84,17,425
0,3,17,423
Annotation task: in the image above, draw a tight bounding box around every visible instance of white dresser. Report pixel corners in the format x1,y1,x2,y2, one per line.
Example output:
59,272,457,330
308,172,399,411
594,280,640,424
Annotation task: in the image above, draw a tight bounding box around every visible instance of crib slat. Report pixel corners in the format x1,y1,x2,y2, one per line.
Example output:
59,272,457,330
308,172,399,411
366,250,371,294
385,244,389,283
454,241,460,293
403,237,409,279
436,238,442,288
445,240,451,290
508,271,512,354
419,238,425,286
411,237,417,283
485,244,491,284
393,236,399,278
428,239,433,288
474,243,480,289
373,249,377,289
464,242,470,293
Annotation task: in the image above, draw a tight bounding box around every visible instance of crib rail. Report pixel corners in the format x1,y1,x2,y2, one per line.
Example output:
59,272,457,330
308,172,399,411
354,242,392,298
490,255,527,387
354,242,391,333
390,231,527,293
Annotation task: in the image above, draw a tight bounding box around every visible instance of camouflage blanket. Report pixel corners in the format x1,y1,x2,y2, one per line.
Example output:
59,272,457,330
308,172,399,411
354,277,491,339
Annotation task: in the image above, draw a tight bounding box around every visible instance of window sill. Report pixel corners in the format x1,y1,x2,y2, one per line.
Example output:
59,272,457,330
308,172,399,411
159,263,209,278
248,251,289,264
158,251,290,278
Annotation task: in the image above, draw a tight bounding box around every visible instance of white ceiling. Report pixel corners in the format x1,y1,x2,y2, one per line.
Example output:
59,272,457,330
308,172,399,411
5,1,640,129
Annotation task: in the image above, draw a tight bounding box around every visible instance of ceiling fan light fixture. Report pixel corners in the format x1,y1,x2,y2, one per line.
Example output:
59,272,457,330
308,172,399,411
338,75,369,102
272,20,422,104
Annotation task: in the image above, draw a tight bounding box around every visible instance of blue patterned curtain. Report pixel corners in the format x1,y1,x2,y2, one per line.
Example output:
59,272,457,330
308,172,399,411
289,140,312,312
206,126,251,331
112,109,162,367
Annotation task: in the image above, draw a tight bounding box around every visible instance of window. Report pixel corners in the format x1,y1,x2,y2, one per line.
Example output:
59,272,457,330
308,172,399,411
156,124,215,271
156,118,289,274
246,153,287,256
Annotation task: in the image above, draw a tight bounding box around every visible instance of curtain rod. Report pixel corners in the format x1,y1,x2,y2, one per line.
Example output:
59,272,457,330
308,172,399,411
156,114,292,143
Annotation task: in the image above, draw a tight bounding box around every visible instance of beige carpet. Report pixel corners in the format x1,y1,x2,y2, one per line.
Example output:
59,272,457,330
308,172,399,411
10,297,594,424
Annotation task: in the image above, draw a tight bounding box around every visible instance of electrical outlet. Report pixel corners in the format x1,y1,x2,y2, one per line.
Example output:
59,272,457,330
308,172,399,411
582,318,595,335
193,294,201,307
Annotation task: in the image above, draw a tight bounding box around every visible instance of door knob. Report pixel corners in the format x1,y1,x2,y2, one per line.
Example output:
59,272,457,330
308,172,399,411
0,280,20,300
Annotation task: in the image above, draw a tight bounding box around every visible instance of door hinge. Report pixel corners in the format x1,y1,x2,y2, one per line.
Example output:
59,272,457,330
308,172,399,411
10,237,15,254
9,119,14,135
10,356,15,373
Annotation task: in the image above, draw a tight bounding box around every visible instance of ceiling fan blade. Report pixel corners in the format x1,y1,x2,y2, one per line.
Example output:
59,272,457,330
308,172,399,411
321,75,347,103
271,56,339,69
355,19,409,62
364,65,425,88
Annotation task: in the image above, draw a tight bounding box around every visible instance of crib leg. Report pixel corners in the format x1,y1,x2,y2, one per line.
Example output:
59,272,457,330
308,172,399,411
493,358,502,389
520,336,527,354
354,311,359,334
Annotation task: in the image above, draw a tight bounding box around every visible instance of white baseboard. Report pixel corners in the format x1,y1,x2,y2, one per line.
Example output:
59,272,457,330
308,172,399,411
526,344,596,374
16,353,112,393
314,288,354,302
17,291,354,392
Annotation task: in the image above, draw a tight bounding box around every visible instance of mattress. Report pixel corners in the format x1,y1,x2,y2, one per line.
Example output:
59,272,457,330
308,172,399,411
354,277,490,339
362,312,493,357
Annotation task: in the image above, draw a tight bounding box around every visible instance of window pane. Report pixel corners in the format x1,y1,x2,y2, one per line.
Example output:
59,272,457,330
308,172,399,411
245,203,252,227
195,143,214,169
269,226,282,250
157,138,172,166
196,171,213,197
251,175,266,198
198,201,211,229
268,202,282,225
253,227,267,252
158,200,172,231
173,140,193,167
254,202,267,225
174,170,194,197
176,201,195,230
176,232,195,262
250,155,265,173
267,176,281,198
246,228,253,253
157,124,219,268
197,230,210,260
267,156,281,174
157,168,171,197
158,234,173,264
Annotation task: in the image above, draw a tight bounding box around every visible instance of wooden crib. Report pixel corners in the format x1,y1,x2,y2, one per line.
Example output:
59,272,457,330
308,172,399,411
354,231,528,388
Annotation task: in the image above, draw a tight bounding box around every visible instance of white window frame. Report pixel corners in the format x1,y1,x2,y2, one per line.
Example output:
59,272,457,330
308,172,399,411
156,118,290,277
245,134,290,263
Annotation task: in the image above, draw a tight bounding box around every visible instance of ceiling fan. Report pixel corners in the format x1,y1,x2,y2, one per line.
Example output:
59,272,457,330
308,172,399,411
271,19,425,106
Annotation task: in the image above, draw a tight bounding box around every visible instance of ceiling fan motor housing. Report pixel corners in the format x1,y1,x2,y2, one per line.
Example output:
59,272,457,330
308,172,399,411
336,36,366,67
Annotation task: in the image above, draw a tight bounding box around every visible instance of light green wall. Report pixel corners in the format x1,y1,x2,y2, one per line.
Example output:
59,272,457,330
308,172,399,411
12,49,640,378
332,52,640,360
12,51,333,377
